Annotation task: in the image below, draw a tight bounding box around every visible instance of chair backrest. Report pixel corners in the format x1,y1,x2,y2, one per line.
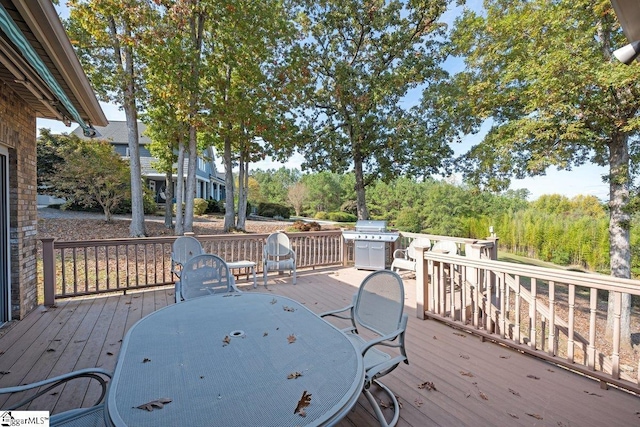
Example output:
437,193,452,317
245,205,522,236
353,270,405,337
406,238,431,260
431,239,458,255
172,236,204,265
264,232,292,259
180,254,236,300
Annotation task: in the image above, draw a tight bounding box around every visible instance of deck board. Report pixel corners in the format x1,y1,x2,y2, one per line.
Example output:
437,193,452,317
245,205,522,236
0,266,639,426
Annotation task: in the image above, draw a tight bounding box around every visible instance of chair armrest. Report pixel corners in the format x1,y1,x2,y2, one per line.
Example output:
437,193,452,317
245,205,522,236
392,248,408,259
0,368,112,410
359,314,408,356
318,304,353,320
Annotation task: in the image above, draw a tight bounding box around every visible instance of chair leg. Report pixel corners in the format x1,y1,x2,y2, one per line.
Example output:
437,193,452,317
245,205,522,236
363,379,400,427
292,268,297,285
263,269,268,287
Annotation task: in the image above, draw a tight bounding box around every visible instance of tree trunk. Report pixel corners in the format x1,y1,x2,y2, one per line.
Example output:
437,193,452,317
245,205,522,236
114,17,145,238
175,140,185,235
236,156,248,231
183,126,198,232
223,132,235,232
353,151,369,220
606,132,631,349
164,171,173,229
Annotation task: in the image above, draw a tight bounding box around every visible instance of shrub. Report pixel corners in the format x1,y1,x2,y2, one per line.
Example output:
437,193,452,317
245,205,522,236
206,199,223,213
257,202,291,219
290,220,322,232
314,211,329,220
193,198,208,215
327,211,357,222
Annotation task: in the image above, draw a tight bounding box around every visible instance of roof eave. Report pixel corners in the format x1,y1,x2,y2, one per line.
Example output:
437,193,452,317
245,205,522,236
14,0,107,126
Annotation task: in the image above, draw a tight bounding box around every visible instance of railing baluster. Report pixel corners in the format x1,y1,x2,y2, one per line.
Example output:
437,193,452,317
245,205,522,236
499,272,506,339
530,277,537,350
588,288,597,371
548,281,556,356
567,284,575,363
514,274,521,344
612,291,621,379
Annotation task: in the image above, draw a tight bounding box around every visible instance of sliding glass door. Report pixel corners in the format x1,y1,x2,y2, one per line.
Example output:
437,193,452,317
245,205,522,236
0,146,9,324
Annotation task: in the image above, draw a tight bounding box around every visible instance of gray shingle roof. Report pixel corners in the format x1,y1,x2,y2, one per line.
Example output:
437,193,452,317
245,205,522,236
71,121,152,145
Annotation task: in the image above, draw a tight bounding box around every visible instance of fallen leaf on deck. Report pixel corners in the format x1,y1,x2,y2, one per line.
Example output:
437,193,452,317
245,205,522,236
465,392,471,398
459,354,470,359
270,298,277,304
583,391,602,397
125,302,132,305
263,332,268,337
378,399,389,409
283,306,295,312
0,371,10,375
453,332,466,338
526,375,540,380
46,348,55,352
418,381,436,391
415,398,423,407
50,392,58,396
294,390,311,415
508,413,519,419
479,392,488,400
106,352,114,356
499,355,510,359
136,398,172,412
547,368,554,372
396,396,402,408
433,336,437,340
460,371,474,377
288,372,303,379
143,358,151,363
222,336,231,346
526,413,543,420
508,388,520,397
287,334,296,344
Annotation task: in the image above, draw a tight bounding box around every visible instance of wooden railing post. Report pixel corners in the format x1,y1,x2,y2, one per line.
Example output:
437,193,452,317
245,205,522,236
342,235,349,267
41,238,56,307
415,245,427,320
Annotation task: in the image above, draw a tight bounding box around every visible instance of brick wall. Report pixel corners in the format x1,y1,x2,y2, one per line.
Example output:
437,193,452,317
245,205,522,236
0,81,38,319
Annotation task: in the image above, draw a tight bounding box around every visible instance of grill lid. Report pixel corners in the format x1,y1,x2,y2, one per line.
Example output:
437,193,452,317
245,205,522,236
354,220,387,232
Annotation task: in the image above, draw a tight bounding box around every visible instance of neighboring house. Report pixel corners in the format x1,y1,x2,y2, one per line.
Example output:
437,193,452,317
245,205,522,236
0,1,106,321
71,121,226,204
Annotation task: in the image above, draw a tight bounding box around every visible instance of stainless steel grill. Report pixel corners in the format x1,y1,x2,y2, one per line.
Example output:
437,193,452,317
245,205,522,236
342,220,399,270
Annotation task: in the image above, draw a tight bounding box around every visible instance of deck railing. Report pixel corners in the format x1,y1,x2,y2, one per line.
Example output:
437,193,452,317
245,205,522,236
40,230,347,304
414,246,640,394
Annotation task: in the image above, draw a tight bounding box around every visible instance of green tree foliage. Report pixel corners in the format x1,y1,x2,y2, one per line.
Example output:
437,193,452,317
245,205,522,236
427,0,640,343
301,172,342,213
39,134,130,222
251,168,301,206
294,0,454,220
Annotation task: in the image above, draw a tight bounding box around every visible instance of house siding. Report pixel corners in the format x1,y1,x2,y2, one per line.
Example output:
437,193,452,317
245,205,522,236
0,81,38,319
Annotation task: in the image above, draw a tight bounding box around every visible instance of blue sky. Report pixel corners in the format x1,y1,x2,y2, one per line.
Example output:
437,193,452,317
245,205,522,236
38,1,609,202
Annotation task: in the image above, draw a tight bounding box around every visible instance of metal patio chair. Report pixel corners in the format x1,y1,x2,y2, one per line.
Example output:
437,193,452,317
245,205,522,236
171,236,204,279
263,232,296,286
175,254,239,302
0,368,112,426
320,270,408,427
390,237,431,273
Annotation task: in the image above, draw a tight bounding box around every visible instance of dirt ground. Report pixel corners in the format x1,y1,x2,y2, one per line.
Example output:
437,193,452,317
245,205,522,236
36,209,335,241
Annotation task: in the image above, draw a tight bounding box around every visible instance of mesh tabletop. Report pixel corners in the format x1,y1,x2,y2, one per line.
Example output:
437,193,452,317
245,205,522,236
107,293,364,427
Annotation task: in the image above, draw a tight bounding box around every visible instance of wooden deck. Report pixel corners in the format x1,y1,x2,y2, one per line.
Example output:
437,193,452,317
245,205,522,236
1,266,639,426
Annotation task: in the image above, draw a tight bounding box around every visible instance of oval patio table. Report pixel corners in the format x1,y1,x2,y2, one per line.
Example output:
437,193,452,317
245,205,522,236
106,293,364,427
